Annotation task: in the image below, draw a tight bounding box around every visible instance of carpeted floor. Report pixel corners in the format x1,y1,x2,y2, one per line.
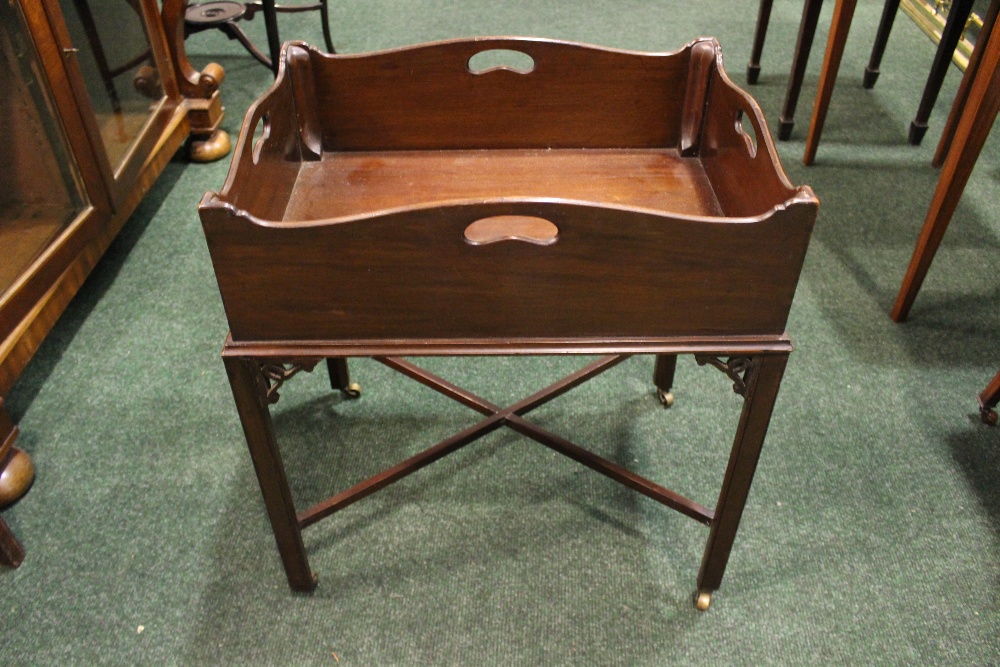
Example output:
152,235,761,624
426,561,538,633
3,1,999,664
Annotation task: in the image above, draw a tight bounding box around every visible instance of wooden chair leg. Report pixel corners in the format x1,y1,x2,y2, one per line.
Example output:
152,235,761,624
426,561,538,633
747,0,774,84
891,14,1000,321
864,0,901,88
804,0,858,164
261,0,281,76
653,354,678,407
695,353,788,611
326,358,361,398
0,514,25,568
778,0,826,140
935,0,1000,166
223,357,316,592
319,0,336,54
909,0,976,145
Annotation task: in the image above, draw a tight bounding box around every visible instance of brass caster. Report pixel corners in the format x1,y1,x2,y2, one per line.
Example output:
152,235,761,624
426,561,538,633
694,590,712,611
189,129,232,163
341,383,362,399
657,389,675,408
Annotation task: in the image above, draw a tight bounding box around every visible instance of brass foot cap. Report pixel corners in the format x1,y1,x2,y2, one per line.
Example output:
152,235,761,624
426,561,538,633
657,389,674,408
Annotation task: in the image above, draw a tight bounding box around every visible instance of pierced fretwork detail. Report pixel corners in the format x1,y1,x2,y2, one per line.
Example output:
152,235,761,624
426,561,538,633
695,355,754,397
257,360,319,404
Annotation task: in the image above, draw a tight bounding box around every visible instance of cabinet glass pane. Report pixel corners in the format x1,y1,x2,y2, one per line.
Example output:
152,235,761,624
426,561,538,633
0,0,88,297
57,0,165,173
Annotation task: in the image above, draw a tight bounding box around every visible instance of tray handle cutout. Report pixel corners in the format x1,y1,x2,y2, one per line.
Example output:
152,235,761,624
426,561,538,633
734,108,758,159
467,49,535,75
464,215,559,246
251,113,271,165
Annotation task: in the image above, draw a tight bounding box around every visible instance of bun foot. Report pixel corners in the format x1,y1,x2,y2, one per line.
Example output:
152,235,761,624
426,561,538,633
694,590,712,611
0,448,35,508
190,129,232,163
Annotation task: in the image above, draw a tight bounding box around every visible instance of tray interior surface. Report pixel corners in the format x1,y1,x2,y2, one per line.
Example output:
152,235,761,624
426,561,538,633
282,148,724,222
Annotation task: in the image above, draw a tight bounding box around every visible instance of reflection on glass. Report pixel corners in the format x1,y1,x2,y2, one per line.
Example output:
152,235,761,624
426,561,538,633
57,0,165,172
0,0,87,297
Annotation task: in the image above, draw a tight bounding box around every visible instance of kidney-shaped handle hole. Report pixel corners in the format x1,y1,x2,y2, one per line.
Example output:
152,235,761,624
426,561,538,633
468,49,536,74
464,215,559,246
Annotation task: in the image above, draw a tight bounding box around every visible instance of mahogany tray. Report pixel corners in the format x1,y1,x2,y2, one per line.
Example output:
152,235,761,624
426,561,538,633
200,37,818,611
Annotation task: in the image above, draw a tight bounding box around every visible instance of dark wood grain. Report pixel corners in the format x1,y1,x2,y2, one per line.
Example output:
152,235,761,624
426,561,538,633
204,37,818,608
2,0,193,566
307,38,690,151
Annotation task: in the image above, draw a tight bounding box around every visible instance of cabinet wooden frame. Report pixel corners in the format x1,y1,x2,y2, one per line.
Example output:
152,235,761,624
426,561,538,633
1,0,195,564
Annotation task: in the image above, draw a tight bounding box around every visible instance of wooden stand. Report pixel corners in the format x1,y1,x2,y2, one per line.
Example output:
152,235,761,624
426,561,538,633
200,38,818,609
162,0,231,162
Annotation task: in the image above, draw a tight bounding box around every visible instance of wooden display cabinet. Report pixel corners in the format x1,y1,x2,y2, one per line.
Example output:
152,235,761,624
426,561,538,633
0,0,195,566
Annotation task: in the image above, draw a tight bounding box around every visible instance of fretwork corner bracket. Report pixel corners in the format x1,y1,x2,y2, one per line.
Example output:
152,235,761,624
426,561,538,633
256,359,319,404
694,355,755,397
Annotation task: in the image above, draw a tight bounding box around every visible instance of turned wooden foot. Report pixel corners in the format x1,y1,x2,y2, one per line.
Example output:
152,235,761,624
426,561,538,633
190,129,232,163
0,447,35,507
0,445,33,569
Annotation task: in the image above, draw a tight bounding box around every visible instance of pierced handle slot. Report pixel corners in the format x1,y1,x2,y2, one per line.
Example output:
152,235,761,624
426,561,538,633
467,49,536,74
464,216,559,246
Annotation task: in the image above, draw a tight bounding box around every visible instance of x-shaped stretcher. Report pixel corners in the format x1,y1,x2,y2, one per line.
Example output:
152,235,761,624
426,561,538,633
222,347,789,611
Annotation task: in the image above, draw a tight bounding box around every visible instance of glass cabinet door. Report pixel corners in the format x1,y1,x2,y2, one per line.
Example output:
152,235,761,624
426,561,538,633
0,0,89,299
55,0,169,178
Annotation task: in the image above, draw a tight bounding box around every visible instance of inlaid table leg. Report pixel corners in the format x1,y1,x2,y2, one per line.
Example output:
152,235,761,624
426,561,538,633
695,353,788,610
223,357,316,591
653,354,678,407
804,0,858,164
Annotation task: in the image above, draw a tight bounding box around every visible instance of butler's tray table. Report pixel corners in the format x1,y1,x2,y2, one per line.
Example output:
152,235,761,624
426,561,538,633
199,37,819,610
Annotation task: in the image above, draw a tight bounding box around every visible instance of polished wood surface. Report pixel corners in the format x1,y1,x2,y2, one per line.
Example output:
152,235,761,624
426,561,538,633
892,0,1000,321
2,0,193,565
202,38,818,608
0,401,27,568
161,0,230,162
803,0,977,160
803,0,857,165
934,0,1000,166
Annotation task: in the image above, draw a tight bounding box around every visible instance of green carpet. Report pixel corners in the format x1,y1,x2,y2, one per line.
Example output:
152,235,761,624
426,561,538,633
3,1,999,664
